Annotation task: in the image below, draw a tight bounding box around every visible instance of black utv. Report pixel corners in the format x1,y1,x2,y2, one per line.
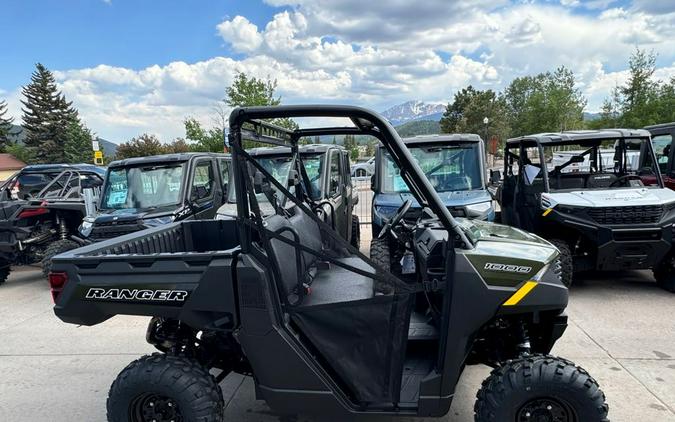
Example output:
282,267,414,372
497,129,675,291
216,144,360,247
0,168,104,283
79,152,230,242
51,105,608,422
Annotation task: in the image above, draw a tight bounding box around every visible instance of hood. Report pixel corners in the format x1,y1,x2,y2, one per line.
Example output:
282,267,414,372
94,207,175,223
374,189,490,208
459,218,559,286
544,188,675,208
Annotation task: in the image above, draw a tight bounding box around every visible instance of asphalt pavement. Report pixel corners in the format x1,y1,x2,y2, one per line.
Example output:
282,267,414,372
1,265,674,422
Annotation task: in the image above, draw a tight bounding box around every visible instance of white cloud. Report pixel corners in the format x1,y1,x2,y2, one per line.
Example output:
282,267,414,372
6,0,675,142
216,16,263,52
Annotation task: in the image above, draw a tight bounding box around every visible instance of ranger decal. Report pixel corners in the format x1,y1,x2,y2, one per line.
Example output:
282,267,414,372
85,288,188,302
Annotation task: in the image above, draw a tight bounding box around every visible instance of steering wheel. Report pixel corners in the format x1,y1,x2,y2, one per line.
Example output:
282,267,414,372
377,199,412,239
609,174,642,187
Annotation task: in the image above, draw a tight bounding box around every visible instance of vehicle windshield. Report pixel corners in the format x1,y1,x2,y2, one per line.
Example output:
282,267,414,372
536,137,660,191
301,153,325,200
101,163,186,210
227,155,295,202
381,142,483,193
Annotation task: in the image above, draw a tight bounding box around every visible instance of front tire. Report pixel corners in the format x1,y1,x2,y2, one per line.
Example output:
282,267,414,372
107,353,224,422
0,263,9,285
41,239,79,278
653,254,675,292
475,355,609,422
350,215,360,249
549,239,573,288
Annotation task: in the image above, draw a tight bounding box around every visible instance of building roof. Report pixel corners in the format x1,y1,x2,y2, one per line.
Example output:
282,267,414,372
402,134,482,144
0,154,27,171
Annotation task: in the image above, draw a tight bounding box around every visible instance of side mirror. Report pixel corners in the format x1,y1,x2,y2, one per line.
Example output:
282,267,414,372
370,174,376,191
287,169,299,187
253,171,264,194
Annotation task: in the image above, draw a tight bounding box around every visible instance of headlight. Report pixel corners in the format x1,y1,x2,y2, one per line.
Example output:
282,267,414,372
465,201,493,216
142,216,174,227
78,219,94,237
375,206,399,219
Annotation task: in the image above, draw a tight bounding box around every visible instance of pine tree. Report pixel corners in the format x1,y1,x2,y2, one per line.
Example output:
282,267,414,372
0,99,14,150
64,121,94,164
21,63,78,163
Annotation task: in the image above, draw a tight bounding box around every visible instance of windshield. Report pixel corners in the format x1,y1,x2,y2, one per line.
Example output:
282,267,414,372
539,137,660,191
101,164,186,210
381,142,483,193
228,155,295,202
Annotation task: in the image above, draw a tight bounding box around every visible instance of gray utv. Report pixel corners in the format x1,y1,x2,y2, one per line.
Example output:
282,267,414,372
51,105,608,422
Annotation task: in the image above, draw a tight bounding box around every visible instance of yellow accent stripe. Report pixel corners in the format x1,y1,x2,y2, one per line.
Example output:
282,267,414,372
542,208,553,216
503,281,538,306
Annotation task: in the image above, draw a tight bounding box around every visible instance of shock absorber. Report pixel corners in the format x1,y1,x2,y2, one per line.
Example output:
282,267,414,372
516,320,532,355
58,216,68,240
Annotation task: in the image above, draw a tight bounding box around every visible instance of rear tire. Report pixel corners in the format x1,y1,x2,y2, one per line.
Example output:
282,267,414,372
475,355,609,422
107,353,224,422
350,215,360,249
549,239,573,288
41,239,80,278
653,254,675,292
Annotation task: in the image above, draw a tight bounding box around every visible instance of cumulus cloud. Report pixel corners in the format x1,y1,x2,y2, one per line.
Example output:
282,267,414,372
8,0,675,142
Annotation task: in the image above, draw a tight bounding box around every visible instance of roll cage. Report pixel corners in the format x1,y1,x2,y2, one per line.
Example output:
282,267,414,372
504,129,664,192
228,105,472,249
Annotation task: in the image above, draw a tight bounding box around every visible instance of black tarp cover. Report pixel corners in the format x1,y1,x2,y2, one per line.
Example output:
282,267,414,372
291,293,413,404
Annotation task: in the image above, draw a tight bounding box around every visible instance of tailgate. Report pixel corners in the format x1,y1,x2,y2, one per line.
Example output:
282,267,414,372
52,220,241,331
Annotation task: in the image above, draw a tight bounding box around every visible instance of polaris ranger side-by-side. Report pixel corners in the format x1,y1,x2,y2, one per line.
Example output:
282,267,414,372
216,144,360,247
51,105,607,422
0,169,105,283
498,129,675,291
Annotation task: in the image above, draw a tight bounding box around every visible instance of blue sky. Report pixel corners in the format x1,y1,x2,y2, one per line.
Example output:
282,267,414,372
1,0,674,141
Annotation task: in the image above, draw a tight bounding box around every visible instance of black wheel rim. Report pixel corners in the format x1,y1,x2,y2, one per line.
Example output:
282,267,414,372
130,393,183,422
517,397,576,422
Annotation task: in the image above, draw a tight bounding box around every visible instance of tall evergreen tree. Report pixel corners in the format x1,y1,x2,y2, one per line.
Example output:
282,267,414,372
64,121,94,163
0,99,14,150
21,63,78,163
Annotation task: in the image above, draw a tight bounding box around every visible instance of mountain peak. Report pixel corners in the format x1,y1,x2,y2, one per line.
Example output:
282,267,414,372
381,101,445,125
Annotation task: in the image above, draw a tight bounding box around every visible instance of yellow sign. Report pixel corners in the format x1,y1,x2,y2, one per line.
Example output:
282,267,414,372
94,151,103,159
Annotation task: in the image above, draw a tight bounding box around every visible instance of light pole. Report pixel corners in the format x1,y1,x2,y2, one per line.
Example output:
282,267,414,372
483,117,490,166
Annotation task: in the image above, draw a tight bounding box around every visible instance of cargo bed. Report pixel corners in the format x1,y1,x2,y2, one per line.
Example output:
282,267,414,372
51,219,241,328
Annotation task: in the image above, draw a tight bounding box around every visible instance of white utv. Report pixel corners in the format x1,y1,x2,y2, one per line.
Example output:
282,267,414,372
496,129,675,291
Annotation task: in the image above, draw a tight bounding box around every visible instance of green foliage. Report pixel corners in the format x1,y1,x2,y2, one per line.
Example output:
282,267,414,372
0,100,13,149
164,138,192,154
395,120,441,137
225,71,298,132
5,143,34,164
115,134,166,159
184,118,224,152
590,48,675,129
64,121,94,164
440,86,510,143
21,63,79,163
504,66,586,136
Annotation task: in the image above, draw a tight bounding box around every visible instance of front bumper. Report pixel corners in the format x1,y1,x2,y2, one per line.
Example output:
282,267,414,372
552,210,673,270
